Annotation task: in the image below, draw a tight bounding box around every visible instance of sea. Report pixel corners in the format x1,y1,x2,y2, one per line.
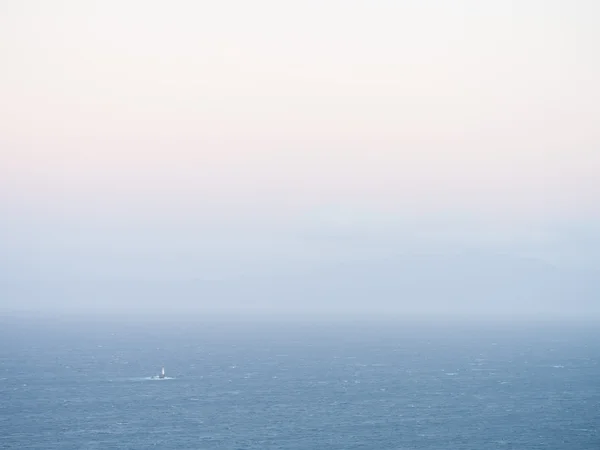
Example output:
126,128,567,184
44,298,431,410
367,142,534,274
1,315,599,449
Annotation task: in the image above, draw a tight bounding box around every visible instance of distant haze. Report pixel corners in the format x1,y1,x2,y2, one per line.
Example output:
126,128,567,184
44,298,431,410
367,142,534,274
1,1,599,318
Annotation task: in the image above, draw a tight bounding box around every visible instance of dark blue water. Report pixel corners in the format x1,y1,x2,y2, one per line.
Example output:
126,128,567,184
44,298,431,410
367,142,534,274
1,317,599,449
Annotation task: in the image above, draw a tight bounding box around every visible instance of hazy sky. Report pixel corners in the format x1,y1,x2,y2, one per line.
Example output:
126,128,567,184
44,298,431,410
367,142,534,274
1,1,599,316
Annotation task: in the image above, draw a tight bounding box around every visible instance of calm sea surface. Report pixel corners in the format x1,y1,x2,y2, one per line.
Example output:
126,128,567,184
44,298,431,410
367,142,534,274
1,316,599,449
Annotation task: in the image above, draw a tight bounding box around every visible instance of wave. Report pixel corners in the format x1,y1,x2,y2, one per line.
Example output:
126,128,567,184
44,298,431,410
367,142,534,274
112,376,176,382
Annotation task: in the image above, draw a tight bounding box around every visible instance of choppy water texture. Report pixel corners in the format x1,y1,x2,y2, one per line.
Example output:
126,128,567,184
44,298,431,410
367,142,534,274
1,317,599,449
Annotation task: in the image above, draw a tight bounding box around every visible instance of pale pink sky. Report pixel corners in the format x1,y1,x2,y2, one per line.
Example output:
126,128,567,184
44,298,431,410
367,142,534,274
1,2,600,317
1,0,599,223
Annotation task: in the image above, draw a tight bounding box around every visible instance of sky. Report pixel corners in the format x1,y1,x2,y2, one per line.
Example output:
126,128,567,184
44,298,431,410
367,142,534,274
1,0,599,317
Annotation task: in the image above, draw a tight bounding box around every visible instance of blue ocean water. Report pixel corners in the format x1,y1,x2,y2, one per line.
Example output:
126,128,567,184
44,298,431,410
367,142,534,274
1,317,599,449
